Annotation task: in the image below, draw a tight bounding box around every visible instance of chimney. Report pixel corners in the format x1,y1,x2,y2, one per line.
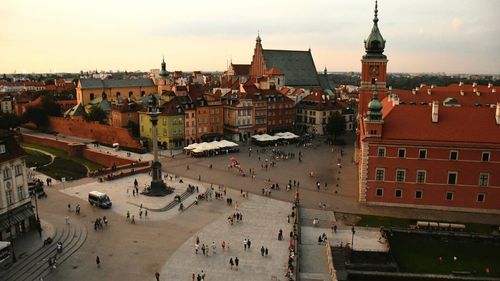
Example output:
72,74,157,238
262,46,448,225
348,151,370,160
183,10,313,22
459,81,464,86
496,103,500,125
412,89,416,95
473,82,477,87
388,86,393,91
493,88,497,93
460,90,465,96
432,100,439,123
476,91,481,97
431,84,435,89
488,82,493,88
427,89,432,95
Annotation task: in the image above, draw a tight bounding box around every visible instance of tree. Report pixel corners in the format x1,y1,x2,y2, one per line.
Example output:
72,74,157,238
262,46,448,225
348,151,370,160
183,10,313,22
22,107,49,128
326,111,346,142
84,106,108,124
41,95,62,117
0,113,22,130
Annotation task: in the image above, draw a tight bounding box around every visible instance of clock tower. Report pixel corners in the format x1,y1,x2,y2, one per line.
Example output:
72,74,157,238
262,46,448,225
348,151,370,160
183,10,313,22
359,0,387,116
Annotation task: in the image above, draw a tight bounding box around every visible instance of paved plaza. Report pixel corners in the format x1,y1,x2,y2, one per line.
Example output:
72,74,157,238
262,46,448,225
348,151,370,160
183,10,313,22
7,131,499,281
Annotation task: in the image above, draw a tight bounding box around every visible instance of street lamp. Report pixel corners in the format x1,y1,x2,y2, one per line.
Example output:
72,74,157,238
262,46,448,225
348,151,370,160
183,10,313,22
31,182,42,237
351,226,356,251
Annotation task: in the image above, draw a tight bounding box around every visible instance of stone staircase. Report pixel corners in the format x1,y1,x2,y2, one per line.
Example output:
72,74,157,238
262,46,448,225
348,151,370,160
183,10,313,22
1,220,88,281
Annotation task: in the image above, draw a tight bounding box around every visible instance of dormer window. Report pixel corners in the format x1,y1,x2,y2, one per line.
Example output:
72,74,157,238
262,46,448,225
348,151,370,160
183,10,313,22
0,143,5,154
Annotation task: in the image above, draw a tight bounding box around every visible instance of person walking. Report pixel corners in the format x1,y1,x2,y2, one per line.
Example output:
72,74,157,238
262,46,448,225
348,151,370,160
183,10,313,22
131,215,135,224
235,257,239,271
212,241,216,254
155,271,160,281
229,257,234,270
222,241,226,251
261,246,265,256
265,248,268,256
96,256,100,268
247,239,251,249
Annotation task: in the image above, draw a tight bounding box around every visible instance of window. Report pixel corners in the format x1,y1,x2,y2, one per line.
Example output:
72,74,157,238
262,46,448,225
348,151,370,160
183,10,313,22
3,168,11,180
14,165,23,176
446,192,454,201
448,172,457,185
479,173,489,187
398,148,406,158
0,144,5,154
89,93,95,100
376,188,384,197
477,193,485,203
377,147,386,157
418,149,427,159
375,168,385,181
416,170,426,184
395,169,406,182
415,190,423,199
482,152,490,161
450,150,458,160
17,186,23,200
395,189,403,198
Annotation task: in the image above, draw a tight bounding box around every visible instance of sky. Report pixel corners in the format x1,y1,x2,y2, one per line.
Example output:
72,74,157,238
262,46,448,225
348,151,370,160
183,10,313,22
1,0,499,74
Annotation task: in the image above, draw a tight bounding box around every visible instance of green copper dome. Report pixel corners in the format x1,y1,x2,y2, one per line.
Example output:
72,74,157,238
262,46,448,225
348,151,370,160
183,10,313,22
367,89,383,121
364,0,386,59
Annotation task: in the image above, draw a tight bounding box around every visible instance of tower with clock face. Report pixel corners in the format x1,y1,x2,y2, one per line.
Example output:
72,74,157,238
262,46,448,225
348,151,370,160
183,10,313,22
359,0,388,117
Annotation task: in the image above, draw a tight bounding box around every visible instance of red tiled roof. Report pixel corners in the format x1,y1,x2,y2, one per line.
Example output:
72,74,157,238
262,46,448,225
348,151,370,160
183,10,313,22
379,98,500,145
161,97,184,116
300,90,338,110
391,83,499,107
266,67,284,75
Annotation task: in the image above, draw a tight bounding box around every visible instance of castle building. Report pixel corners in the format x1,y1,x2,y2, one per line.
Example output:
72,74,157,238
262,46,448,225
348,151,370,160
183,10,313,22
356,1,500,213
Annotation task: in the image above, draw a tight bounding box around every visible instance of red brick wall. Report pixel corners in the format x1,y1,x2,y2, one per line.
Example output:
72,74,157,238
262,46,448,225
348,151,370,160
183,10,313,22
22,134,76,155
365,143,500,211
82,149,134,167
48,117,142,149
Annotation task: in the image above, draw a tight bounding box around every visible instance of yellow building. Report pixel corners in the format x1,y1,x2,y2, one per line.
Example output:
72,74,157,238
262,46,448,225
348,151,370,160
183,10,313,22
76,79,157,106
139,97,184,149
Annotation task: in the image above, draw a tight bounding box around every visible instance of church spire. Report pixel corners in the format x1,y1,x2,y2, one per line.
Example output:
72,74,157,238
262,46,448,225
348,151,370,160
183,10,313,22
256,31,262,44
160,56,168,77
364,0,386,58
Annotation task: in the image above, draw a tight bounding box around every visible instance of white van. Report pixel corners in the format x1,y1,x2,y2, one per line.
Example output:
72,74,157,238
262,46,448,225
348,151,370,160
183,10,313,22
88,191,112,208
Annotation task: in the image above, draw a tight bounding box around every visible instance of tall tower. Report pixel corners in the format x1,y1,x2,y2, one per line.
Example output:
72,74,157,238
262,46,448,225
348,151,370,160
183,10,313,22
250,33,266,78
359,0,388,116
158,57,171,94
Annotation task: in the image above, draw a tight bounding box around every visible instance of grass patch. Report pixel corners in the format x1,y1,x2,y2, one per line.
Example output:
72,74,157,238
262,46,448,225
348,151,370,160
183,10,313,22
24,149,52,168
389,232,500,277
356,214,414,228
22,143,104,171
37,157,88,181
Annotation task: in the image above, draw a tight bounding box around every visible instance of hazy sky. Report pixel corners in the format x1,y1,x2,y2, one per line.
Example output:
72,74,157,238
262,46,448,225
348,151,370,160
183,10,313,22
1,0,499,74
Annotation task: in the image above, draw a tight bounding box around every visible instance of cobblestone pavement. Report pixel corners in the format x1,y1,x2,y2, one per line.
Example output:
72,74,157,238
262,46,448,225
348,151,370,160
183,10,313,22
160,195,293,281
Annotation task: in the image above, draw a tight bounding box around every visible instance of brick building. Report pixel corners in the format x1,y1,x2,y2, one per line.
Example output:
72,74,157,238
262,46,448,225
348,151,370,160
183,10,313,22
356,2,500,213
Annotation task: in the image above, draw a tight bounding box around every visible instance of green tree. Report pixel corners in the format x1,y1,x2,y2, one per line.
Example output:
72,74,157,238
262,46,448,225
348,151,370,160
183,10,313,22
84,106,108,124
22,107,49,128
0,113,22,130
326,111,346,141
41,95,62,117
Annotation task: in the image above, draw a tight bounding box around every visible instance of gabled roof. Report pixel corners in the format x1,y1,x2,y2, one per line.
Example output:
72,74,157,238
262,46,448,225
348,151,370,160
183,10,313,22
266,67,284,75
318,74,333,90
161,97,184,116
231,64,251,76
0,130,26,163
262,49,319,87
300,89,339,110
64,103,85,117
79,79,155,90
